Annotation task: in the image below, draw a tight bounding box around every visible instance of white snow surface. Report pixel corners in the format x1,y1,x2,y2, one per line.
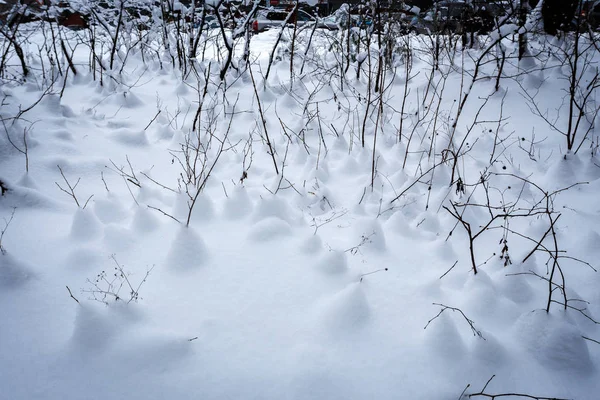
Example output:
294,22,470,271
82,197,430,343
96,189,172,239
0,24,599,400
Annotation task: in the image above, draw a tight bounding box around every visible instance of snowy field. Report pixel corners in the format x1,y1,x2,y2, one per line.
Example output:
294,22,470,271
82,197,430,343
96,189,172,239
1,18,600,400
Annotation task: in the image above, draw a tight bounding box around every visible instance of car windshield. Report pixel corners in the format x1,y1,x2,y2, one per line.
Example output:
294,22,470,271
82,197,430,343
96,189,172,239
266,11,289,20
437,7,449,19
297,11,314,21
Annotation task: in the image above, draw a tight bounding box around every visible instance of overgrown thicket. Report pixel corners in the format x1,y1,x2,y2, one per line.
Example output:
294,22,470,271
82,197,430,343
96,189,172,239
1,0,599,394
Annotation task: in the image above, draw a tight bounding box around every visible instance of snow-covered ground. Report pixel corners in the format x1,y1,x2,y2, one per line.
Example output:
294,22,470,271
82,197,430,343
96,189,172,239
1,22,599,400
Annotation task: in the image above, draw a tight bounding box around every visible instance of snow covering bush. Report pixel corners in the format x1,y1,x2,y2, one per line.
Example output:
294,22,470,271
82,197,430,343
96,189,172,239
83,254,153,305
1,3,599,400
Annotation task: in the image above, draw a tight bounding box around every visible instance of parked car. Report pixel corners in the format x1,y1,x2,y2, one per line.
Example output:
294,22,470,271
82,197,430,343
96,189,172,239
576,0,600,30
338,3,417,33
413,0,503,34
251,8,338,32
0,0,44,26
0,0,89,28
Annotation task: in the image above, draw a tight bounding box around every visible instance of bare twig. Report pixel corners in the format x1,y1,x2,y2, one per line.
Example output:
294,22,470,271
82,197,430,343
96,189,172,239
0,179,8,196
359,268,388,282
144,109,162,131
309,208,348,235
249,66,279,175
101,171,110,193
147,205,181,224
582,336,600,345
55,165,93,209
140,171,178,193
66,285,80,305
0,207,16,255
424,303,485,340
468,374,571,399
82,255,154,305
439,260,459,280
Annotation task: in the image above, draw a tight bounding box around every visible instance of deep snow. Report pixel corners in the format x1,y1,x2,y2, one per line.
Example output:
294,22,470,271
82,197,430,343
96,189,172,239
1,21,599,400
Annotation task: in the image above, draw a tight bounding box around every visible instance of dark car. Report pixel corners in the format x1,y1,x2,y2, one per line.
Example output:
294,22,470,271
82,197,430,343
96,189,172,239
251,7,337,32
0,0,45,26
414,0,503,34
0,0,89,28
577,0,600,30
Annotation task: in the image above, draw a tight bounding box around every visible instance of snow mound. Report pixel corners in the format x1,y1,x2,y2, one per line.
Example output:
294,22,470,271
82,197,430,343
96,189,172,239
175,82,189,95
69,303,143,352
111,333,193,373
498,273,535,305
165,226,209,271
514,310,594,373
317,283,370,334
223,186,253,220
93,196,129,224
70,208,103,242
461,270,500,315
579,229,600,254
0,253,33,288
435,239,457,261
340,155,361,176
136,186,166,204
316,250,348,275
542,156,577,190
70,305,121,351
354,218,386,253
64,246,103,271
470,331,507,366
384,209,410,234
252,195,298,224
103,225,136,253
173,192,215,224
117,91,144,109
0,183,62,210
300,234,323,254
16,173,38,189
247,217,292,242
415,211,441,235
423,311,468,361
187,194,215,225
40,93,62,114
583,156,600,180
131,206,160,233
109,129,149,147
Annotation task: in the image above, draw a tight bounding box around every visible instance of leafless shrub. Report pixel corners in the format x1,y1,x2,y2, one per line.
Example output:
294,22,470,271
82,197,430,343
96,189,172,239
518,33,600,154
425,302,485,340
107,155,141,206
54,165,94,210
0,7,29,80
249,66,279,175
344,231,375,257
171,74,237,226
0,180,8,196
0,207,16,255
1,85,56,173
465,375,570,400
264,2,299,84
83,254,153,305
55,165,94,209
309,207,348,236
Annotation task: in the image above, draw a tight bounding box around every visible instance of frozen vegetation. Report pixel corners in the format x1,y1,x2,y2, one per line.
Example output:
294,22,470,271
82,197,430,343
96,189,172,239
0,1,599,399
